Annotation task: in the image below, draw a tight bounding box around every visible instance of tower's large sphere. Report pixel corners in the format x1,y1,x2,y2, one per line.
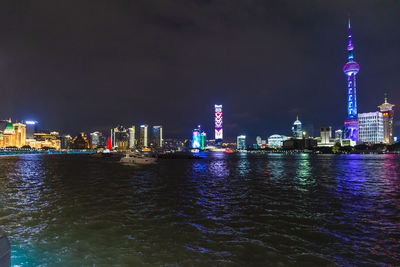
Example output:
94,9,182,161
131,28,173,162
343,61,360,75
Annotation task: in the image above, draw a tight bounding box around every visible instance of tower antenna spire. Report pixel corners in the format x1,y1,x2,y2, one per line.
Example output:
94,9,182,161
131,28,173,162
347,16,352,48
348,15,351,29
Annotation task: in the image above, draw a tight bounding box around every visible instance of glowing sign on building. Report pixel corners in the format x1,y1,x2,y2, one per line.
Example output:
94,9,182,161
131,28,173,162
215,105,223,140
192,129,201,149
200,132,206,150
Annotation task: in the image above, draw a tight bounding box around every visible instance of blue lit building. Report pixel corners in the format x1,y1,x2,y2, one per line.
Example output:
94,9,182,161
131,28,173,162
192,129,201,149
292,116,302,139
343,19,360,142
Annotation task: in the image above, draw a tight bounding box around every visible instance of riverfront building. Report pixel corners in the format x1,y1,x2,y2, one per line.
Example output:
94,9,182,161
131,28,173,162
343,20,360,142
25,121,38,139
0,120,27,148
318,126,335,147
268,134,288,148
151,126,163,148
111,126,130,150
237,135,246,150
378,97,395,144
90,131,103,149
335,130,343,143
0,119,61,150
292,116,302,139
200,132,206,150
139,125,148,148
192,128,201,149
129,126,136,149
0,121,17,147
215,105,223,145
71,133,90,149
61,135,72,149
358,112,384,144
26,132,61,150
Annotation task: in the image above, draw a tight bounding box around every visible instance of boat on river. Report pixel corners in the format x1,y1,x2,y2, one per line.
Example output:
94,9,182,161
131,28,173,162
120,153,157,164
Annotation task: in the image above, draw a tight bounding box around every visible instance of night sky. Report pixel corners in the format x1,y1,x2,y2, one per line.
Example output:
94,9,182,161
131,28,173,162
0,1,399,141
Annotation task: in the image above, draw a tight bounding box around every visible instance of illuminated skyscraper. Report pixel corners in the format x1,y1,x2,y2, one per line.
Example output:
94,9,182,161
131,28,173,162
61,135,72,149
237,135,246,150
152,126,163,148
200,132,206,150
292,116,302,139
90,131,102,148
25,120,38,139
192,128,201,149
111,126,130,150
215,105,223,142
378,96,395,144
343,19,360,142
129,126,136,149
139,125,148,148
358,112,384,144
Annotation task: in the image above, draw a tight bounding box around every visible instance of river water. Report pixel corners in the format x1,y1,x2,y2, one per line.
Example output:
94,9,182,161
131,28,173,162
0,153,399,266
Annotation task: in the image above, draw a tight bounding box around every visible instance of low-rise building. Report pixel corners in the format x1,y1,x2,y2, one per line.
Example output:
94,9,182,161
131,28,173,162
317,126,336,147
268,134,288,148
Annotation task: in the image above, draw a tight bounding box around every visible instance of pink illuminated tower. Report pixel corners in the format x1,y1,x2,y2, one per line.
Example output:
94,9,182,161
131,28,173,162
215,105,223,143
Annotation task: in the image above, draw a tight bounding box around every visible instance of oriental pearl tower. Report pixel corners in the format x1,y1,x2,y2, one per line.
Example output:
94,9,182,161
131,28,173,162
343,19,360,142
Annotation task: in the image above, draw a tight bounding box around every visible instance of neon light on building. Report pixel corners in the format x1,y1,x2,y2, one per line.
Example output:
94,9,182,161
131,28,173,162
343,19,360,142
192,129,201,149
378,96,395,144
200,132,206,150
215,105,223,140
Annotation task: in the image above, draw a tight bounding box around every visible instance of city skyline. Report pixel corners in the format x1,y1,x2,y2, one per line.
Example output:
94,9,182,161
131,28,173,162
0,1,399,139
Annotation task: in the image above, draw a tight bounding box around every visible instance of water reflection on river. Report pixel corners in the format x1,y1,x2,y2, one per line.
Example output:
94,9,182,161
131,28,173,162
0,153,399,265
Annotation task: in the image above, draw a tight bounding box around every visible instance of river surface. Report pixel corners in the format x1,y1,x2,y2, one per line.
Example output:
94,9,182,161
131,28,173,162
0,153,400,266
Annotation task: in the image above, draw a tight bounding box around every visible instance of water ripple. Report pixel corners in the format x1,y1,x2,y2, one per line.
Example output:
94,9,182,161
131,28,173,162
0,153,399,265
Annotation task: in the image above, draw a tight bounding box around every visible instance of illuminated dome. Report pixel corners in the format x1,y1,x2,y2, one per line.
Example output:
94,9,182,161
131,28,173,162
293,117,301,125
343,61,360,75
3,123,15,135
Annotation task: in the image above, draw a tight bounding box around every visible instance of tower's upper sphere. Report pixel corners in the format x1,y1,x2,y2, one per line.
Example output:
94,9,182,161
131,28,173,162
343,61,360,76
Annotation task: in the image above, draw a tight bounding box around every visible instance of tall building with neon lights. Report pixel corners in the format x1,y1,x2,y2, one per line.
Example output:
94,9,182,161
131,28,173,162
192,128,201,149
215,105,223,142
343,19,360,142
378,96,395,144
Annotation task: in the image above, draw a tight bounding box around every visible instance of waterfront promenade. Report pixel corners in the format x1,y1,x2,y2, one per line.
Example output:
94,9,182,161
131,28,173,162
0,149,95,156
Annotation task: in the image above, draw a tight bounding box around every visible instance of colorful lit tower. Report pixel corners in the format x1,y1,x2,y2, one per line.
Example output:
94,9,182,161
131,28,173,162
192,128,201,149
378,95,395,144
343,19,360,142
215,105,223,143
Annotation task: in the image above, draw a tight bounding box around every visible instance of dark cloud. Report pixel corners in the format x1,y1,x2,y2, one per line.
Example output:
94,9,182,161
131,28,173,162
0,0,399,141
